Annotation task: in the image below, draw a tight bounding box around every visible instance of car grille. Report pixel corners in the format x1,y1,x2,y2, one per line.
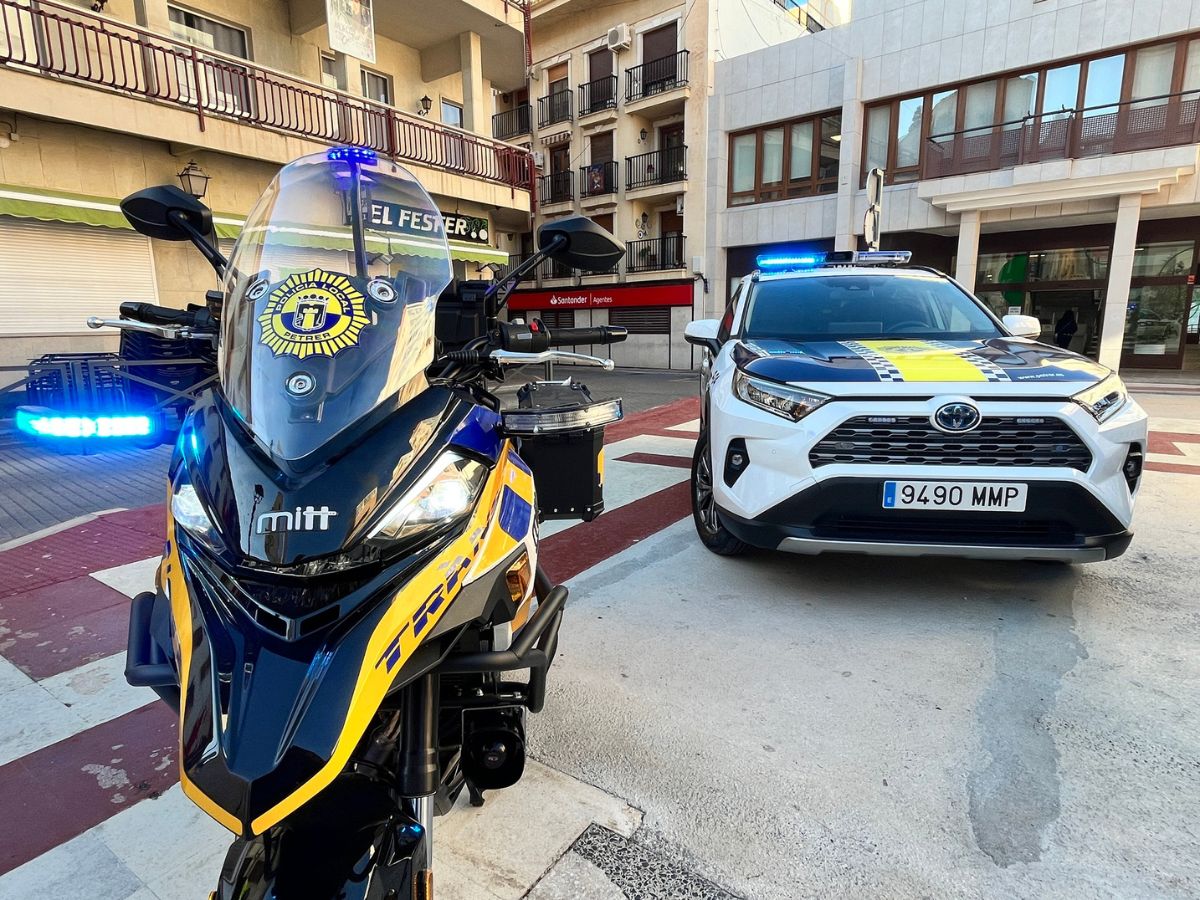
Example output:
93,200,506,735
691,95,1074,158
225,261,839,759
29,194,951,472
809,416,1092,470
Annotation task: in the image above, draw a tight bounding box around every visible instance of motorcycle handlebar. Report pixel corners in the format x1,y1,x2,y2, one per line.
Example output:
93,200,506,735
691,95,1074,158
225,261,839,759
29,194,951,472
545,326,628,347
119,302,199,328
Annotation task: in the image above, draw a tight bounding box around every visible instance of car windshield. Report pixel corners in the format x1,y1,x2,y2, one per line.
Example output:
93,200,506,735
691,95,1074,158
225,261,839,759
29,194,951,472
742,272,1003,342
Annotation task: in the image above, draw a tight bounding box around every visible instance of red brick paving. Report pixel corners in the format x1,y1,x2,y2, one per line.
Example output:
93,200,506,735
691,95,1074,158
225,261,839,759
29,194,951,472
0,703,178,875
0,517,162,598
0,576,136,679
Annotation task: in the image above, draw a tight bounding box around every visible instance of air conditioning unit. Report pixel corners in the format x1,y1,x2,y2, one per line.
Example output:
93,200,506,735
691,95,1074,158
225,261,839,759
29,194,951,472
533,150,546,170
607,24,631,51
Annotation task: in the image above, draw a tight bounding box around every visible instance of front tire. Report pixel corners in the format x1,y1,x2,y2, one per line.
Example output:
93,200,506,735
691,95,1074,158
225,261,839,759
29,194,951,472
691,433,749,556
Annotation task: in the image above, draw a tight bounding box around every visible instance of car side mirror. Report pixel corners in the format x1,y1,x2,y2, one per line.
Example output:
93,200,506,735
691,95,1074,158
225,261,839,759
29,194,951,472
121,185,226,275
1002,314,1042,340
537,215,625,273
685,318,721,356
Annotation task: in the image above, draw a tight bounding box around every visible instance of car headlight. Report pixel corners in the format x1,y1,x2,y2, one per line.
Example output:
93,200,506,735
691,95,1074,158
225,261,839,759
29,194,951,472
1071,374,1128,423
369,452,488,543
171,482,221,551
732,369,829,422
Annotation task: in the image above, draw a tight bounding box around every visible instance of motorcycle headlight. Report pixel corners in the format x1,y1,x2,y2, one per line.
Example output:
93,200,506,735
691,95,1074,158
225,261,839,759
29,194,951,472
1071,374,1128,423
732,369,829,422
369,452,488,543
171,482,221,550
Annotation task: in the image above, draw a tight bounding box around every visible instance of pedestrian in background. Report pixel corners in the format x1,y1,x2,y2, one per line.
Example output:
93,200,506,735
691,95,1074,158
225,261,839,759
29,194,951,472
1054,309,1078,349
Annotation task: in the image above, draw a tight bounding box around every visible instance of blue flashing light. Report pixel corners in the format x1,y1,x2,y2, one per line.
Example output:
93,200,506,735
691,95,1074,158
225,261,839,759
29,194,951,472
756,253,824,270
327,146,378,164
16,408,153,439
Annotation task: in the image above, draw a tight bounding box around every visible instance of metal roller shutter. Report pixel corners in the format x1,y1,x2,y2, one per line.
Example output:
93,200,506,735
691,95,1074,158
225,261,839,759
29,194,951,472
0,218,159,335
608,306,671,334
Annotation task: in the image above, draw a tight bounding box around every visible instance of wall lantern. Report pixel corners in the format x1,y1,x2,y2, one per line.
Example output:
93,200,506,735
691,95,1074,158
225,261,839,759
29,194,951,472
177,160,210,199
639,128,648,143
418,95,432,116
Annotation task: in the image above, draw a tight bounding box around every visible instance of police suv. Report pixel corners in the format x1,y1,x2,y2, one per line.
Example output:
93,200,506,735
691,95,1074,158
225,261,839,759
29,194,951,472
684,251,1148,562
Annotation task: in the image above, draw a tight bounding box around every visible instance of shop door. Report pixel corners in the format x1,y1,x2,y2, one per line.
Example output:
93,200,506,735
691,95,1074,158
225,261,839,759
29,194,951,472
1120,283,1192,369
1028,289,1103,355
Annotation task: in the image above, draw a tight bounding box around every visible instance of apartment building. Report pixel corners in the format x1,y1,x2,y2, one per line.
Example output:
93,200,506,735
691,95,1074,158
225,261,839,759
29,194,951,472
0,0,533,385
495,0,848,369
707,0,1200,374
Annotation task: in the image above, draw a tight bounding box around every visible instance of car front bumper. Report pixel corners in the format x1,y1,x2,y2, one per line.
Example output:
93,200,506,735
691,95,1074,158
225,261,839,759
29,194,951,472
707,378,1147,562
717,478,1133,562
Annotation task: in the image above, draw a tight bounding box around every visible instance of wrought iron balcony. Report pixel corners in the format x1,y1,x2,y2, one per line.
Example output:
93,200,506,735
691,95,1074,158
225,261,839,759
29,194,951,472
492,104,531,140
537,89,573,128
625,50,689,103
538,171,574,205
626,145,687,190
922,89,1200,180
579,75,618,115
626,234,686,273
579,160,618,197
0,0,533,191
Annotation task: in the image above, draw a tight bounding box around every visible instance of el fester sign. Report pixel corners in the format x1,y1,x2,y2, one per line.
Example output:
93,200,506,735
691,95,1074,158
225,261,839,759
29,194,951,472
366,201,490,245
507,282,693,311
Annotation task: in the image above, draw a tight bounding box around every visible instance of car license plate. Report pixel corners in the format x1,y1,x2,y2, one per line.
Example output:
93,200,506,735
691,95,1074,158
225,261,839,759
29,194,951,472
882,481,1028,512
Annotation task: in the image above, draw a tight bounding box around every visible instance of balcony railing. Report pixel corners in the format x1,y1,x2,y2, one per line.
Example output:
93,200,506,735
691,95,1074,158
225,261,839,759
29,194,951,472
539,256,574,280
537,89,573,128
626,145,687,189
922,90,1200,180
0,0,533,191
538,170,573,204
579,160,618,197
625,50,689,103
492,104,531,140
579,75,618,115
626,235,686,273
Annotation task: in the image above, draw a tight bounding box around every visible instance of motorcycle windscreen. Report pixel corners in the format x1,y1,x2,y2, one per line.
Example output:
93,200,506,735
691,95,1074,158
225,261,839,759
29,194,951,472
219,150,453,461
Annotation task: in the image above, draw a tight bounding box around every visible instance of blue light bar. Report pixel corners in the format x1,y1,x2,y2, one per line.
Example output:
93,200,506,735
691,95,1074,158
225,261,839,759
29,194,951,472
756,253,825,270
327,146,378,164
16,408,154,439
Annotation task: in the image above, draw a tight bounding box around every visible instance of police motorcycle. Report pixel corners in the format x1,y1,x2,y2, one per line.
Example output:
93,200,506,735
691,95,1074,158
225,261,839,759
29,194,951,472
99,148,627,899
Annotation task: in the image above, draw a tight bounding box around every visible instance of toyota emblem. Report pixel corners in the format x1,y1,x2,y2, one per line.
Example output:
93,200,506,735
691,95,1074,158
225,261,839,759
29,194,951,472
933,402,981,433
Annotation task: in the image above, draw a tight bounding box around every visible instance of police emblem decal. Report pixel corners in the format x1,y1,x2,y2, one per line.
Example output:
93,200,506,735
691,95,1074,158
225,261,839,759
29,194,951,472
257,268,371,359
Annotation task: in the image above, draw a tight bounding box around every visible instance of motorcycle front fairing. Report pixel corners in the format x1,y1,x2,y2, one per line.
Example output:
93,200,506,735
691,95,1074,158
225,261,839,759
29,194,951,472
161,390,538,836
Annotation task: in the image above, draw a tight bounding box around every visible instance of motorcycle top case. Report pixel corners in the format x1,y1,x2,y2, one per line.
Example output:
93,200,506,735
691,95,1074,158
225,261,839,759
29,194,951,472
511,380,610,522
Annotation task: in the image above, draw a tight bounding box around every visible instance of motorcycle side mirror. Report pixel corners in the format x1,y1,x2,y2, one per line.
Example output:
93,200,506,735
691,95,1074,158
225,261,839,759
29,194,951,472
121,185,227,276
538,216,625,274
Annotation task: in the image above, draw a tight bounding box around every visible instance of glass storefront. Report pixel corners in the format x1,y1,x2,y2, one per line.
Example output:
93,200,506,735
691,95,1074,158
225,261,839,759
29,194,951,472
965,240,1197,369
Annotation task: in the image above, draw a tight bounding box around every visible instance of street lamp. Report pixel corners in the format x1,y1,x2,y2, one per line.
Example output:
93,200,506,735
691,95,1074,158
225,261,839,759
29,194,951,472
177,160,210,199
417,95,432,117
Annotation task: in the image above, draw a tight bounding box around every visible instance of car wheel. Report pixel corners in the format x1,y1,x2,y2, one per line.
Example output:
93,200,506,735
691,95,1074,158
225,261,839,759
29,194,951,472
692,433,749,556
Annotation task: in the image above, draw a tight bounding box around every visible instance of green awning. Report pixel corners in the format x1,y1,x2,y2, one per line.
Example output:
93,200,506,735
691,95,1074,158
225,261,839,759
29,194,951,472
0,184,507,264
0,183,242,238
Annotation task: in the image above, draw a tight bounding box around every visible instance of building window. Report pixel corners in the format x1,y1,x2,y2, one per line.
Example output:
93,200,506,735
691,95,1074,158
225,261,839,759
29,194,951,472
361,68,392,105
609,306,671,334
320,53,339,90
167,5,249,58
864,32,1200,184
441,99,463,128
728,112,841,206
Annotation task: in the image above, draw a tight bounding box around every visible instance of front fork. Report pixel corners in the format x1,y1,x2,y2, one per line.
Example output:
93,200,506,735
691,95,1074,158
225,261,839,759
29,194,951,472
398,673,438,899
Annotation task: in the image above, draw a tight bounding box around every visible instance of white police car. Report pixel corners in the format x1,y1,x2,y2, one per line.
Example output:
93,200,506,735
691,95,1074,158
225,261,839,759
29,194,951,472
684,251,1148,562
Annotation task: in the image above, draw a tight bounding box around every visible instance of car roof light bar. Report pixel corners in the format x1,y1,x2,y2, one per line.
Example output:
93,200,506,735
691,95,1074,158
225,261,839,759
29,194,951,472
755,250,912,272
